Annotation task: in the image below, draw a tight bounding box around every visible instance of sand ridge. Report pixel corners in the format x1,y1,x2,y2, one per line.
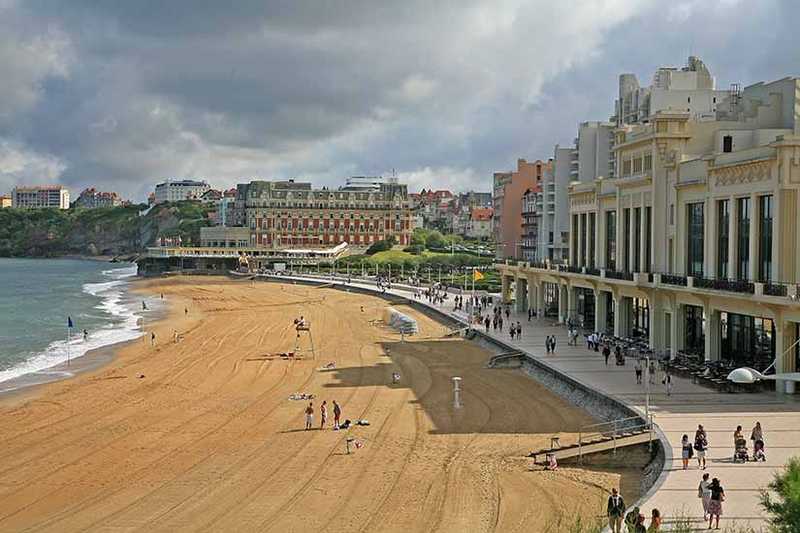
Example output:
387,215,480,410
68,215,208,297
0,278,642,532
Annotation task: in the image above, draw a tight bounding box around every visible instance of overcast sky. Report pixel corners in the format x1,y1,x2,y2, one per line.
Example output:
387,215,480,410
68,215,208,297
0,0,797,201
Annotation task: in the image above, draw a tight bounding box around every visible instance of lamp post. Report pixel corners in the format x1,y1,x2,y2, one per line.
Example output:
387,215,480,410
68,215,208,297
727,336,800,394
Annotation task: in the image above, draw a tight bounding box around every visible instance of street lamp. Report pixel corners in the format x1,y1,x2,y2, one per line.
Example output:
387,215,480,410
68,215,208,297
727,336,800,394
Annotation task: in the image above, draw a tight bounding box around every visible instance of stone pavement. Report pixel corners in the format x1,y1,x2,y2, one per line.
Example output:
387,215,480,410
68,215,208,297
278,274,800,530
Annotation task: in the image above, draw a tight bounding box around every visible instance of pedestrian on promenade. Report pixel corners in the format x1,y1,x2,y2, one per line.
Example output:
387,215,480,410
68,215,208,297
695,425,708,469
304,402,314,430
662,372,672,396
545,336,551,354
708,477,725,530
510,326,516,340
603,344,611,365
649,360,657,384
505,307,510,319
681,434,693,470
550,335,556,353
498,317,503,331
528,308,532,321
606,487,625,533
647,508,662,532
698,472,712,520
750,421,763,446
624,506,640,532
635,360,643,384
516,321,522,338
320,400,328,429
333,400,341,430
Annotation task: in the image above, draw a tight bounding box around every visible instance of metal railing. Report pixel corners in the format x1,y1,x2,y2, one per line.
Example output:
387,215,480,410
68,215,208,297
577,415,653,463
660,274,687,286
764,282,788,297
605,269,634,281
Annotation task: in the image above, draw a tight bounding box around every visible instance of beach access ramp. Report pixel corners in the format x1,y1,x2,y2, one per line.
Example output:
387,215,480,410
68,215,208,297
529,416,654,465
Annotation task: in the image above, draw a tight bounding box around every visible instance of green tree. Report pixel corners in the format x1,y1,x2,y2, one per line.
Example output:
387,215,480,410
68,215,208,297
365,239,393,255
410,228,428,246
761,456,800,532
425,230,445,249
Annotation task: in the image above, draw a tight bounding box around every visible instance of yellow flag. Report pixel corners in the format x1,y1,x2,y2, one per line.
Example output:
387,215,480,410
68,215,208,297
473,270,484,282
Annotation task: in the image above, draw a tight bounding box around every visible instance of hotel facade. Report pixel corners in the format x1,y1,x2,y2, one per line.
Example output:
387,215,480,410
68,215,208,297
239,177,411,249
498,65,800,394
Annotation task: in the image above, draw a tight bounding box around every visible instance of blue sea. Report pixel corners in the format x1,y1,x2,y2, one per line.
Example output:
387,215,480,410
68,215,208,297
0,258,151,389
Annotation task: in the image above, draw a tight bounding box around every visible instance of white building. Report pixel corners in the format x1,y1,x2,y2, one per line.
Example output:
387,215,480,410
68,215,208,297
614,56,729,126
499,66,800,396
11,185,70,209
153,179,211,204
466,207,493,239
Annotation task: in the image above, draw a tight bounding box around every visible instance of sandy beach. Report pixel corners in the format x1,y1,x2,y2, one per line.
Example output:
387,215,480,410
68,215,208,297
0,278,644,532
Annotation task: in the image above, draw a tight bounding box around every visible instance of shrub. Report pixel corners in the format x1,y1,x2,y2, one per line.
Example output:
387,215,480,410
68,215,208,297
404,244,424,255
761,456,800,532
365,239,393,255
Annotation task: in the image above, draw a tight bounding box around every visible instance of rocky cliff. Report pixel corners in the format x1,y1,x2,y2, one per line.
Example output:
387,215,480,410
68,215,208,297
0,202,215,258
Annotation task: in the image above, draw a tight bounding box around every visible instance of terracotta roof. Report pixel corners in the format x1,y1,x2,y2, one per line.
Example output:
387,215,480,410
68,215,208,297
471,207,493,221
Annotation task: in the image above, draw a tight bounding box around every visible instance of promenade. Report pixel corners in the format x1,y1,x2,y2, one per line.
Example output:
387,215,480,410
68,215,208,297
283,274,800,531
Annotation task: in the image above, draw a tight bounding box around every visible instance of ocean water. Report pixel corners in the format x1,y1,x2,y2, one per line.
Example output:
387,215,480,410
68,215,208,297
0,258,152,387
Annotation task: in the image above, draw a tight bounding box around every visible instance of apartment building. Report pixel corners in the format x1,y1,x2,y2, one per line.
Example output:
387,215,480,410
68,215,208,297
242,178,411,248
11,185,70,209
153,179,211,204
0,195,11,208
498,65,800,395
493,159,549,259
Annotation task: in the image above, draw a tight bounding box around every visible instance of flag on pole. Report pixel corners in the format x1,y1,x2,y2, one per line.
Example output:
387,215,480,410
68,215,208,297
68,316,74,329
473,270,485,282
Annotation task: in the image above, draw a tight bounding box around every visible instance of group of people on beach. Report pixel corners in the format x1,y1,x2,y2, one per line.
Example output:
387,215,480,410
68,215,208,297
304,400,342,431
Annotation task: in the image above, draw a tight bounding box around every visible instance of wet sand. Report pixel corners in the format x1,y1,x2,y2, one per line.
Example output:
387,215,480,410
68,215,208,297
0,278,644,532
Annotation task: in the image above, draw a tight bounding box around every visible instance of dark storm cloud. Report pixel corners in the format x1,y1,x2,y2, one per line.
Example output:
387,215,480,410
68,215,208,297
0,0,798,200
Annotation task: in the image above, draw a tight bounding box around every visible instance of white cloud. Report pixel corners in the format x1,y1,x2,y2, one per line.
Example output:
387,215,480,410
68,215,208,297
0,140,66,193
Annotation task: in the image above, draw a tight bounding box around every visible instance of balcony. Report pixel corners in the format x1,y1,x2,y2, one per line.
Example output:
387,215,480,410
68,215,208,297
605,269,634,281
660,274,688,287
764,282,789,297
692,276,755,294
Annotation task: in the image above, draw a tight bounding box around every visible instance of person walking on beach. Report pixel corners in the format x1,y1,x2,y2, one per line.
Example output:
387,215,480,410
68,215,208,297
332,400,341,430
184,307,188,316
698,472,712,520
304,402,314,430
83,329,89,341
708,477,725,530
320,401,328,429
150,332,156,346
695,425,708,469
607,487,625,533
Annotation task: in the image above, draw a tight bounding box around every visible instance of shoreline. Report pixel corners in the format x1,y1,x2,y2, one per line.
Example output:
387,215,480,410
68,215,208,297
0,277,173,407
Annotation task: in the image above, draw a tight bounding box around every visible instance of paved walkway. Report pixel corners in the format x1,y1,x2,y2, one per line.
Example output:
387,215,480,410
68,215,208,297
276,274,800,530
